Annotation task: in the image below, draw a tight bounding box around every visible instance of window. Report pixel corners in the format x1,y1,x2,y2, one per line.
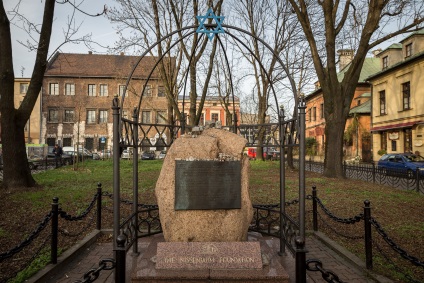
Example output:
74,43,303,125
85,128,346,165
49,83,59,95
46,138,56,146
311,107,316,121
86,110,96,124
65,83,75,95
200,113,205,125
143,84,152,97
20,83,28,94
122,110,129,119
391,140,397,152
64,109,74,122
158,86,166,97
156,110,166,124
63,138,72,147
99,110,108,123
405,43,412,58
382,56,388,69
142,111,151,123
100,84,108,96
320,103,324,118
88,84,96,96
379,90,386,115
118,85,125,97
98,137,107,150
357,100,361,106
211,113,219,122
380,132,387,151
48,109,59,122
402,82,410,110
85,138,94,151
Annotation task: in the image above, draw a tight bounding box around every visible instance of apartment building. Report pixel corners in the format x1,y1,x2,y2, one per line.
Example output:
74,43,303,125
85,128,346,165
305,51,380,162
15,78,42,144
42,52,170,152
368,29,424,160
177,95,240,127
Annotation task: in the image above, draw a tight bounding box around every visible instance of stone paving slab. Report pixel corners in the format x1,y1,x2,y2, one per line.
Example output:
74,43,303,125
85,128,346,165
37,232,389,283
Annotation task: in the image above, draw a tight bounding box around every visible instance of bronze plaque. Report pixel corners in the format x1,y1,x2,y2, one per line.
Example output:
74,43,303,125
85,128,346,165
175,160,241,210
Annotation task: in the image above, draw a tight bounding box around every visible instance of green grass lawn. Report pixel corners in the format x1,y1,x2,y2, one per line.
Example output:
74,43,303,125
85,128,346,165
1,159,423,282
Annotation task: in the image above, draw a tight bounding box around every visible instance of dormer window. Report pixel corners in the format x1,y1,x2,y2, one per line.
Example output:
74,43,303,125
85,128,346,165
405,43,412,58
382,56,388,69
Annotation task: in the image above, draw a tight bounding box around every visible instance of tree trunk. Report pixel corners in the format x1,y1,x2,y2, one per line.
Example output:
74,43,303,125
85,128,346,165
1,112,36,188
323,115,346,178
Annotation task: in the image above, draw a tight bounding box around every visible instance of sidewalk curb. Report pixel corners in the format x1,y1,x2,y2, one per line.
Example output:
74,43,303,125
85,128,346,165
313,231,393,283
26,229,104,283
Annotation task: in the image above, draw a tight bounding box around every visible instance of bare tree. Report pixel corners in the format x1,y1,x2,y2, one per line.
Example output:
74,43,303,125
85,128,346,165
287,0,424,178
233,0,305,159
108,0,224,128
0,0,106,188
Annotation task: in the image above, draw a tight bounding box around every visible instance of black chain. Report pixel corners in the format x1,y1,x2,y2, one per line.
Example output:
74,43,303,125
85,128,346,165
0,212,52,262
73,258,115,283
370,217,424,268
315,197,364,224
1,234,51,283
59,214,96,238
306,259,347,283
102,191,158,208
317,212,364,240
373,239,422,283
59,193,98,221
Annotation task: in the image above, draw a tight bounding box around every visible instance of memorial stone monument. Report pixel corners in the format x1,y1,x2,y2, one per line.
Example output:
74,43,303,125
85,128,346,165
132,128,289,282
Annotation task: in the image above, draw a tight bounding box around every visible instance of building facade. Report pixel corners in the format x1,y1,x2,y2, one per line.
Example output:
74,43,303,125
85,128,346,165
305,53,380,162
368,29,424,160
177,95,240,127
42,52,170,152
15,78,42,144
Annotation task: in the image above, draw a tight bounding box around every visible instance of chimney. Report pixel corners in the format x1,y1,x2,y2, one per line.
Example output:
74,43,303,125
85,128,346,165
372,49,382,57
337,49,354,70
88,51,92,55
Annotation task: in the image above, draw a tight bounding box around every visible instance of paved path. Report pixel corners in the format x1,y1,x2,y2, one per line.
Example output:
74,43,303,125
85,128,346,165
35,233,390,283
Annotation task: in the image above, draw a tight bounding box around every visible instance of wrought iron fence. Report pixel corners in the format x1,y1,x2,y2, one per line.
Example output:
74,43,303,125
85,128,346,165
294,159,424,193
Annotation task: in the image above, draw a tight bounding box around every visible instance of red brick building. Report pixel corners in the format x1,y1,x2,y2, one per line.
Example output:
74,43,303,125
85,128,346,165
42,52,171,152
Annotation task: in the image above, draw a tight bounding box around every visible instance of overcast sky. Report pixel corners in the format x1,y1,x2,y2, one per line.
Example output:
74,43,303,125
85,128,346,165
6,0,119,78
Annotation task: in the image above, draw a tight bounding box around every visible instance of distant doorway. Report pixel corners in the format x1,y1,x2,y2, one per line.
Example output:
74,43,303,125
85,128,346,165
362,135,372,162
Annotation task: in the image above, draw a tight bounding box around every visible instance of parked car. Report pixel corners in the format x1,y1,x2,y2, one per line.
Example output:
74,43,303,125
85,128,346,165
265,149,280,161
0,154,42,170
46,153,74,166
377,153,424,178
121,149,131,159
158,150,167,159
99,149,112,159
141,151,156,160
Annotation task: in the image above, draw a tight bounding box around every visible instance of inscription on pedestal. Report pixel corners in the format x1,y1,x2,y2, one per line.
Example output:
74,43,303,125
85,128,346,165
175,160,241,210
156,242,262,269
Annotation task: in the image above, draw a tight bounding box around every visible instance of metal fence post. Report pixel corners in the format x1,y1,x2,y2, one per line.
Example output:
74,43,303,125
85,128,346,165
372,163,376,184
97,182,102,230
279,107,286,255
112,97,121,250
312,186,318,232
115,234,126,282
132,108,139,255
51,197,59,264
416,168,420,193
295,237,307,283
364,200,373,269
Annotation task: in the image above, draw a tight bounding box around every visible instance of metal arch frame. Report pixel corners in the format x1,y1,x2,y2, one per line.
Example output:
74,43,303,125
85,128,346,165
113,21,306,278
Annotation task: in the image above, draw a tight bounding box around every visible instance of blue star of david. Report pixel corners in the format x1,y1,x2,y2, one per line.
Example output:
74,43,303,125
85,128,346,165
196,8,225,40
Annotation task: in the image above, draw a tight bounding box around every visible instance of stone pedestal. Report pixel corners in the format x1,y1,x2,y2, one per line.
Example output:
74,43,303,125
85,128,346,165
131,233,290,283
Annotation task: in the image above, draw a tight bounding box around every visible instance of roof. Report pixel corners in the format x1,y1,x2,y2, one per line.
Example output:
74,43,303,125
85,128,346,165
178,95,239,101
400,28,424,43
45,52,168,79
349,99,371,115
367,50,424,81
383,43,402,50
337,57,381,83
